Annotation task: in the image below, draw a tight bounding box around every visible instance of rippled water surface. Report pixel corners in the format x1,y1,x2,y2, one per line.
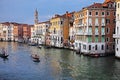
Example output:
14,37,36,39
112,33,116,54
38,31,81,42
0,42,120,80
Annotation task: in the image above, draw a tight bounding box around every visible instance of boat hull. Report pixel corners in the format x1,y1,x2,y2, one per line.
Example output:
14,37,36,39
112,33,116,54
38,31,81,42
0,54,9,58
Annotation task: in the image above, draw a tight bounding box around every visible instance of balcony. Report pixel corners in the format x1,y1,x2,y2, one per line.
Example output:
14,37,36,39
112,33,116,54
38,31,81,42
83,32,92,35
101,23,105,26
36,31,42,35
101,32,105,35
76,24,84,27
76,32,83,35
87,32,92,35
95,32,99,35
113,34,120,38
88,23,92,26
95,24,99,26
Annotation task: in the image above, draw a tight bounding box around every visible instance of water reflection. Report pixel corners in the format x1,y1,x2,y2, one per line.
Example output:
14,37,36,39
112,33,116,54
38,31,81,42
0,42,120,80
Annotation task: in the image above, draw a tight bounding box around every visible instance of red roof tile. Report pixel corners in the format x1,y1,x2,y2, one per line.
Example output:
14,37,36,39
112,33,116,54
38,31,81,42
86,3,103,8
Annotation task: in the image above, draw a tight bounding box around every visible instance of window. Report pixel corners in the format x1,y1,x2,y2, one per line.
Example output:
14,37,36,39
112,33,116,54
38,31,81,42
101,27,105,34
113,45,115,50
113,28,115,34
117,14,119,20
106,28,109,34
111,4,113,7
101,36,105,42
95,45,97,50
118,3,119,8
83,45,86,50
101,18,105,25
88,36,92,42
113,19,116,24
88,27,92,33
54,28,56,34
106,45,109,50
89,45,91,50
96,12,98,16
106,37,109,42
114,12,116,16
117,39,119,44
107,12,109,15
89,18,92,25
106,19,110,24
102,12,105,16
61,37,63,43
61,21,63,25
95,18,98,25
95,36,98,42
89,12,92,16
95,26,98,35
75,43,78,47
117,48,118,51
101,45,104,50
117,27,119,34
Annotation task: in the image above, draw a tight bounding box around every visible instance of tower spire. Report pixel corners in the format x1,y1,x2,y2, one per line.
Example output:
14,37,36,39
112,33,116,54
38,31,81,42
34,9,38,24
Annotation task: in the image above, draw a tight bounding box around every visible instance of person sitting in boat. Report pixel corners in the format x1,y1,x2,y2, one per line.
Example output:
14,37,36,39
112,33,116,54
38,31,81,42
1,48,6,56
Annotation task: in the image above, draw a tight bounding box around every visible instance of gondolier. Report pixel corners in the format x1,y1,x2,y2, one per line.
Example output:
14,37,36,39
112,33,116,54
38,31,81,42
0,47,9,58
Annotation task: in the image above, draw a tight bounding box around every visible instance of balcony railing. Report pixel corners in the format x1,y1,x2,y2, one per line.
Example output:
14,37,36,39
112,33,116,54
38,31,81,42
101,32,105,35
95,24,99,26
101,23,105,26
113,34,120,38
36,31,42,35
76,24,84,27
76,32,83,35
95,32,99,35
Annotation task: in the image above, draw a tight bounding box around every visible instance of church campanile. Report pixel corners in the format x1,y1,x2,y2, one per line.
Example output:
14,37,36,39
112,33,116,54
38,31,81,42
34,9,38,24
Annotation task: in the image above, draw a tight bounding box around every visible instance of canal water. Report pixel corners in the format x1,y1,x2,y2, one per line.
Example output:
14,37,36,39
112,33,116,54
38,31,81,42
0,42,120,80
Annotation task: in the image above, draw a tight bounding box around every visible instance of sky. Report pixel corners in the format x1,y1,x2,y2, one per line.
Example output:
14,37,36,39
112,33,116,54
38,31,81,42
0,0,104,24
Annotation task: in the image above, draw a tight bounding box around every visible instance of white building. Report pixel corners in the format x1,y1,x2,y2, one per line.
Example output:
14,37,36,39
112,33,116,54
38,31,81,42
0,22,14,41
30,25,35,42
113,0,120,58
0,23,3,40
34,21,50,45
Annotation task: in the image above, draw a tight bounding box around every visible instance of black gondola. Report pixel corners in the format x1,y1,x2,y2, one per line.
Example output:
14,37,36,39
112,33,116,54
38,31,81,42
31,54,40,62
0,54,9,58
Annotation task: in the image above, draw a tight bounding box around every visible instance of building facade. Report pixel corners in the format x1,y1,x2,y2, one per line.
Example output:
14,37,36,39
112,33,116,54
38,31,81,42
103,0,116,54
0,22,14,41
49,14,64,47
113,0,120,58
74,0,115,56
22,24,31,43
34,21,50,45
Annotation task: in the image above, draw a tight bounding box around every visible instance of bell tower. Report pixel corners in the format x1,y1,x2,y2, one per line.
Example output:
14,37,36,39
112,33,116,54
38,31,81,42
34,9,38,24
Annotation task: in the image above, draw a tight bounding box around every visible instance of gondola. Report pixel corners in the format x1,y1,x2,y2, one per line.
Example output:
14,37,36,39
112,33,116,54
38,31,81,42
31,54,40,62
37,45,42,49
0,54,9,58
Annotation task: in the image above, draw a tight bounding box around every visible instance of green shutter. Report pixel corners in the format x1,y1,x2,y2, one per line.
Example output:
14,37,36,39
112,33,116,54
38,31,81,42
95,36,98,42
101,36,105,42
88,36,92,42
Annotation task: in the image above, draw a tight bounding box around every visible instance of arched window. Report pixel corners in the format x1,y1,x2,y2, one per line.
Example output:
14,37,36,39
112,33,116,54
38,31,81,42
95,45,97,50
101,45,104,50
